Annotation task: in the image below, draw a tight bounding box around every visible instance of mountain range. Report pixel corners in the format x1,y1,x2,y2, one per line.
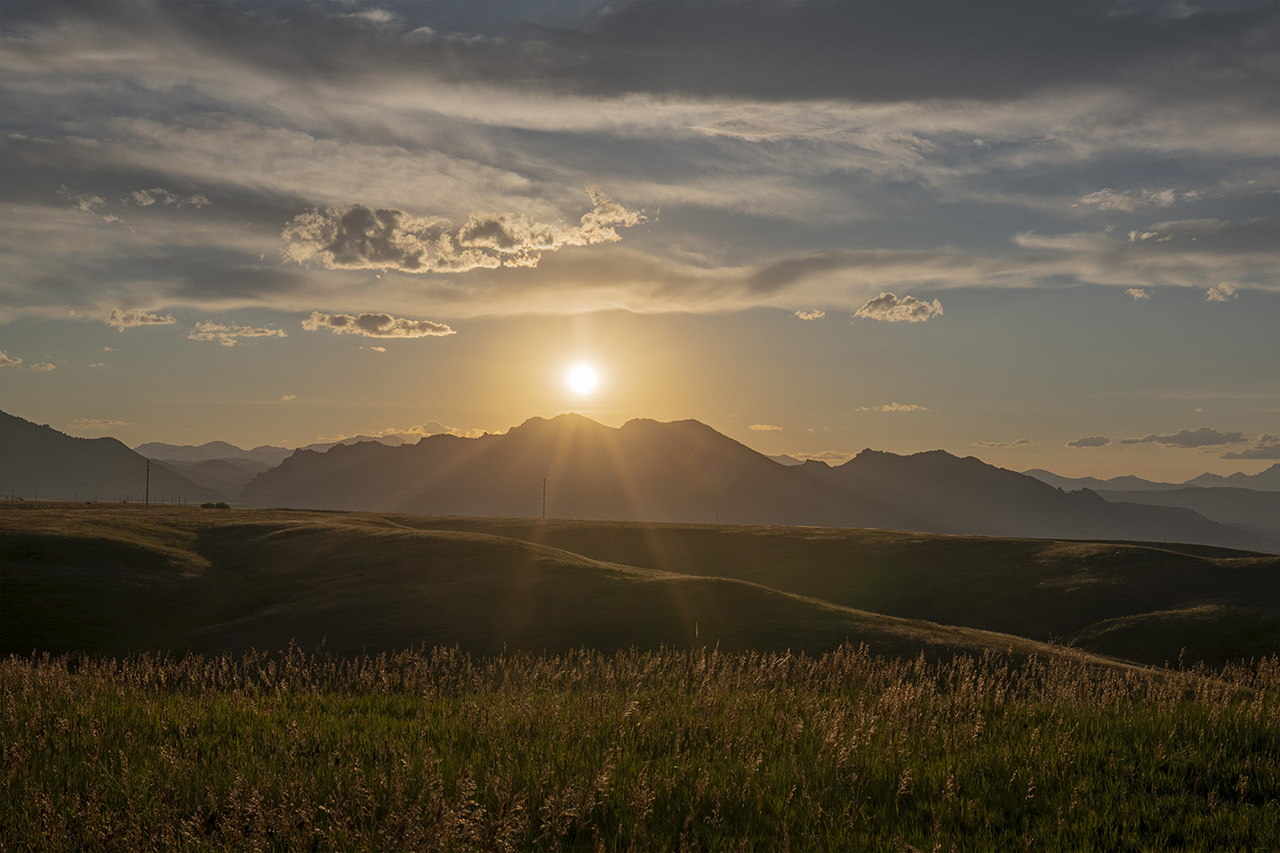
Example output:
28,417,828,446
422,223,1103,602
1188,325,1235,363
236,413,1276,552
1,411,223,506
3,410,1274,552
1024,465,1280,493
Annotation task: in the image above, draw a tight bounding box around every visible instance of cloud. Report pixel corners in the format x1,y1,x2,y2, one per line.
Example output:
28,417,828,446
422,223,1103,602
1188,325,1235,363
281,394,296,401
793,309,825,320
788,450,857,465
188,322,288,347
66,418,129,431
748,424,783,431
1066,435,1111,448
858,402,926,413
361,346,388,353
1221,434,1280,460
29,363,56,372
1205,282,1237,302
1120,427,1247,448
105,308,177,331
973,439,1039,448
1076,187,1194,212
0,351,21,368
1126,288,1150,300
853,292,943,323
122,187,211,208
282,186,645,274
301,312,455,338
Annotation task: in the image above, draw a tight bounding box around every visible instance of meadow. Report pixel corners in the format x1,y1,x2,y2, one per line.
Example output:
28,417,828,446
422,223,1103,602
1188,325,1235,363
3,644,1278,850
3,504,1278,849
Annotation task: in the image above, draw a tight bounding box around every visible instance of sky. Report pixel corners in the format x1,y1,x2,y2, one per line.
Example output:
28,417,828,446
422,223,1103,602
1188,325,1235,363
0,0,1277,481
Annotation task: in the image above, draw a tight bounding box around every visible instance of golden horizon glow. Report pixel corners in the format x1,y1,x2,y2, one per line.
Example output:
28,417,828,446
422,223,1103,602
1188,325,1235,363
566,363,599,395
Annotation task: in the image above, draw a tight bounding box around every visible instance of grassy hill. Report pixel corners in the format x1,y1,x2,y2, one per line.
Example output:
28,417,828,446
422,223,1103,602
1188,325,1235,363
3,504,1275,665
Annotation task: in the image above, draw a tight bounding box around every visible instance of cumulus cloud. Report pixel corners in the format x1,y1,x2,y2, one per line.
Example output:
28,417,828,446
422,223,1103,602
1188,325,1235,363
105,308,177,331
281,394,296,401
1076,187,1194,212
1221,434,1280,460
853,292,943,323
793,309,825,320
748,424,783,431
29,363,56,372
0,351,21,368
301,312,455,338
1120,427,1246,448
66,418,129,431
1066,435,1110,448
122,187,211,208
1126,288,1150,300
789,450,857,465
858,402,926,413
1205,282,1237,302
282,186,645,274
973,439,1039,448
188,322,288,347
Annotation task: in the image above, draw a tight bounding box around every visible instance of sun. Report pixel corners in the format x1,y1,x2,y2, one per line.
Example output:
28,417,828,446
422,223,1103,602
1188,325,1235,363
566,363,599,395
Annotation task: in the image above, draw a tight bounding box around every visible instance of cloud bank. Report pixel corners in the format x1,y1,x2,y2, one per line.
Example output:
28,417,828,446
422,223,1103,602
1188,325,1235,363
282,186,645,275
974,439,1038,448
1120,427,1246,448
105,309,176,331
1221,434,1280,460
1066,436,1110,448
859,402,927,413
854,293,944,323
66,418,129,431
301,312,455,338
188,322,288,347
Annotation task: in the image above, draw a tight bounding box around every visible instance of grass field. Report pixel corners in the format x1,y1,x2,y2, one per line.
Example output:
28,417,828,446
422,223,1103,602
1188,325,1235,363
3,645,1277,850
3,504,1275,665
3,503,1277,849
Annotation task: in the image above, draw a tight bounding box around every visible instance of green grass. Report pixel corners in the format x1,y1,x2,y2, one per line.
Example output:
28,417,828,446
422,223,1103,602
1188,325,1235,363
2,645,1277,850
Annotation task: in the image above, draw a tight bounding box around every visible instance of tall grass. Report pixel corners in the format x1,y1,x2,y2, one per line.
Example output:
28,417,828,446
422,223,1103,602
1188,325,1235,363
3,644,1277,850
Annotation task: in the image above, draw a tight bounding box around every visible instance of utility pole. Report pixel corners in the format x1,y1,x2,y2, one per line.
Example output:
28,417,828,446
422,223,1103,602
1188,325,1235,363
145,459,150,506
542,478,547,519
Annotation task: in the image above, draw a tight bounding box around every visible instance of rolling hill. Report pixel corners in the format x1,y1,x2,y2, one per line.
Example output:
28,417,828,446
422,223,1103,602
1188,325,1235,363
3,505,1274,666
236,413,1275,551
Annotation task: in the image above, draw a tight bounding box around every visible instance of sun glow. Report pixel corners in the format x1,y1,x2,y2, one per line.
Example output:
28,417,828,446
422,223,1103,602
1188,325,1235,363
566,363,599,395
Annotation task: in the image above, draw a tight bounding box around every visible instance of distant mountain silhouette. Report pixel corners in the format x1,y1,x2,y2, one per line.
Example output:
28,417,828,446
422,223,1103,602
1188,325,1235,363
136,433,421,467
1094,487,1279,548
159,458,274,501
237,414,1274,552
1025,463,1280,493
1,411,223,505
767,454,804,467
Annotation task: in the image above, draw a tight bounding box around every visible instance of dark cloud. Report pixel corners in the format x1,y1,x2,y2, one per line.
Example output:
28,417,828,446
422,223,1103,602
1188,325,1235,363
1066,436,1110,448
1221,434,1280,460
301,312,455,339
974,439,1038,448
1120,427,1247,448
854,293,944,323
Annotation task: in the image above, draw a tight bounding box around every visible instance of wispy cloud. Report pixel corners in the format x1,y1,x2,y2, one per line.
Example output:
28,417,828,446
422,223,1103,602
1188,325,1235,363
1076,187,1196,212
854,293,943,323
281,394,296,401
301,312,455,338
1066,436,1110,448
29,363,56,372
105,308,177,331
1126,288,1150,300
1120,427,1246,448
748,424,783,431
66,418,129,430
793,309,825,320
973,439,1038,448
188,322,288,347
0,351,22,368
1221,434,1280,460
859,402,926,413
